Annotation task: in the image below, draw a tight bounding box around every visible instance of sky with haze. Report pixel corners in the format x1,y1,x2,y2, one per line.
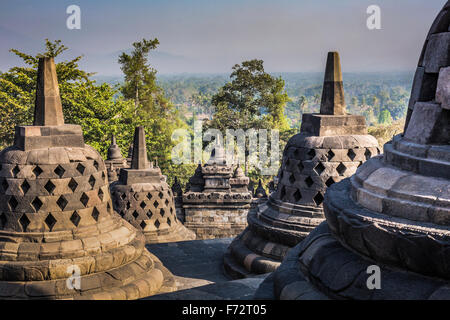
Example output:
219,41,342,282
0,0,446,75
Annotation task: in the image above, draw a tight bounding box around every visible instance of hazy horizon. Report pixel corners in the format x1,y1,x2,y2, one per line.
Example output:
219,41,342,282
0,0,446,75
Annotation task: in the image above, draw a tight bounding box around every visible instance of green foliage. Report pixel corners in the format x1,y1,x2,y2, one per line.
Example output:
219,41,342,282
378,108,393,125
208,59,290,132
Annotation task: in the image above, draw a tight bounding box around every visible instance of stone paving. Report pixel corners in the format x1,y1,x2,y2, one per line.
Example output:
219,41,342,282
143,238,268,300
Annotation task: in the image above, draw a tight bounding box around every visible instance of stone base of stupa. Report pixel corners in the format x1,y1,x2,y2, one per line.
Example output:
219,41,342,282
143,220,196,243
223,196,323,279
0,216,176,300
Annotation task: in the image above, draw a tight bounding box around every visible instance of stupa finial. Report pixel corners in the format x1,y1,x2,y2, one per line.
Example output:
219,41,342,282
131,126,149,170
34,57,65,126
320,51,346,115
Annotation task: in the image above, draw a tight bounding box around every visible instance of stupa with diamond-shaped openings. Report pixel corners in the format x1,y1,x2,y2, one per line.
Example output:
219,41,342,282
0,57,175,299
110,126,195,243
223,52,380,279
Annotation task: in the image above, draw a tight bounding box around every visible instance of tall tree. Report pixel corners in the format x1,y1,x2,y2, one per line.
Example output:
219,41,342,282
118,38,160,112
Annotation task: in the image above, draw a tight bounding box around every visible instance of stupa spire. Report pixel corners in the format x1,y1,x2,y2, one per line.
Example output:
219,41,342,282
131,126,149,170
33,57,65,126
320,51,346,115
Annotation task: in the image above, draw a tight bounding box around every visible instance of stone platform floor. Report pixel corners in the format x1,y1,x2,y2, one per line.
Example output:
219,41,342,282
143,238,269,300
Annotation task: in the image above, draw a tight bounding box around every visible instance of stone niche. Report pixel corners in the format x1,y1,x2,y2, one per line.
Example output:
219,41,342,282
258,1,450,300
0,57,176,300
110,127,196,243
223,51,380,279
182,146,252,239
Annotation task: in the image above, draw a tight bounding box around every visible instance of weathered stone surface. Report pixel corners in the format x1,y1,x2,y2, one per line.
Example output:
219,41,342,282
182,146,252,240
404,102,445,144
437,66,450,110
320,52,345,115
423,32,450,73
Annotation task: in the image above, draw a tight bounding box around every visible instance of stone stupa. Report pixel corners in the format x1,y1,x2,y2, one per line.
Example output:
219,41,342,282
224,51,380,279
261,1,450,300
105,135,128,183
0,57,175,299
182,145,252,239
110,126,196,243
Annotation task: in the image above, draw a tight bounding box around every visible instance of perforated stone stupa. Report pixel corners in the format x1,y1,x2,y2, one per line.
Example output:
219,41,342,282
105,135,128,183
262,2,450,300
0,58,175,299
182,146,252,239
111,127,195,243
224,52,380,279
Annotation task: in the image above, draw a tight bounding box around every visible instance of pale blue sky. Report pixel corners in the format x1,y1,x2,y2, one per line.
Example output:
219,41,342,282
0,0,446,75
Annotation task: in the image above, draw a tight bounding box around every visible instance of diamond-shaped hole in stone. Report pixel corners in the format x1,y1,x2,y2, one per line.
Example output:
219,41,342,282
165,199,169,206
80,193,89,207
56,195,68,210
140,220,147,230
54,165,65,178
347,149,356,161
336,163,347,175
70,211,81,227
325,177,335,187
280,186,286,200
160,208,165,217
21,180,30,194
0,212,6,227
313,192,324,206
308,149,316,159
120,193,127,200
288,173,295,184
158,192,164,199
1,178,8,192
107,201,111,212
44,180,56,194
314,162,325,175
132,210,139,219
305,176,314,188
33,166,43,177
154,219,160,229
364,149,372,161
170,207,173,214
153,200,159,208
32,197,43,212
126,202,131,210
167,217,171,226
93,160,99,171
45,213,57,231
98,189,104,201
327,150,335,161
147,193,153,200
293,189,302,202
12,166,20,177
119,210,125,217
92,207,100,221
140,201,146,209
68,178,78,192
19,214,30,231
8,196,18,211
88,175,96,189
358,161,363,168
76,163,85,175
147,211,153,219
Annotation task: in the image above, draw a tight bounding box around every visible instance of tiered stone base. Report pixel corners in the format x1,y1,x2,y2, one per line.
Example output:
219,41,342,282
144,222,196,243
0,217,176,300
264,222,450,300
223,197,323,279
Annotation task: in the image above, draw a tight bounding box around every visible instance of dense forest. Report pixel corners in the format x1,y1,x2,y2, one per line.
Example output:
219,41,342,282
0,39,410,191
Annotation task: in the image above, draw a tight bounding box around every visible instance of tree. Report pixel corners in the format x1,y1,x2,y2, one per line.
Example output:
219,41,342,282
118,38,160,112
378,109,393,125
209,59,290,132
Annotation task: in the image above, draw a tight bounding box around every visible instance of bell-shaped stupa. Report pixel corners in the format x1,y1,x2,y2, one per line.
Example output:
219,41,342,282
105,135,128,183
262,2,450,300
110,127,195,243
224,52,380,279
0,58,175,299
